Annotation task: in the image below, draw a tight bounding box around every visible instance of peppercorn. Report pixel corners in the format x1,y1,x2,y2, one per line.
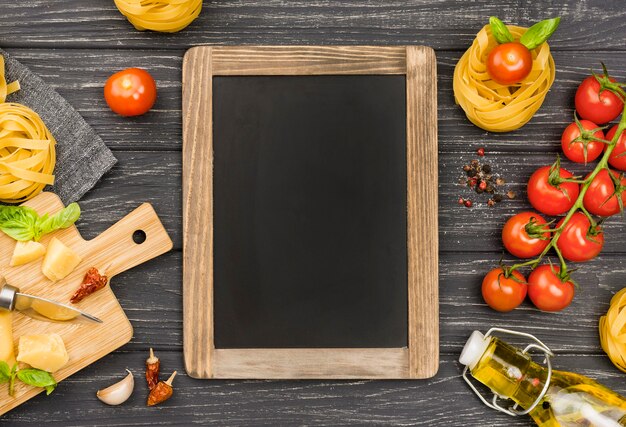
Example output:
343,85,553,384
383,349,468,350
493,194,503,203
458,197,465,205
467,169,477,177
481,164,491,174
507,190,517,199
487,199,496,207
478,181,487,191
464,199,473,208
477,147,485,157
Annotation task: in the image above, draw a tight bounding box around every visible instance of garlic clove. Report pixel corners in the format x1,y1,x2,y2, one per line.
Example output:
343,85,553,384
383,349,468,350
97,369,134,405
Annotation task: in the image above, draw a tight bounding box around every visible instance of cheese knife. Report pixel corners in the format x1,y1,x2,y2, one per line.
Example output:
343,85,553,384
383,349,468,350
0,284,102,324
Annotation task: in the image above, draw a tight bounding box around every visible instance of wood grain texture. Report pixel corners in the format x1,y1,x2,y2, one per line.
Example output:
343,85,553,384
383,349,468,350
0,192,172,415
182,46,214,379
1,0,625,425
406,46,439,378
213,348,409,379
1,0,625,51
211,46,406,75
183,46,438,379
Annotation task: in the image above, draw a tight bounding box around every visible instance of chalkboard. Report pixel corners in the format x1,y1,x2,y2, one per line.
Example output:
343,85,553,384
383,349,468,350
183,46,439,379
213,75,408,349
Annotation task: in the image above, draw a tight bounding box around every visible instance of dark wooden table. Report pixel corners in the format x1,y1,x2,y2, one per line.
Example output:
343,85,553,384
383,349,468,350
1,1,625,425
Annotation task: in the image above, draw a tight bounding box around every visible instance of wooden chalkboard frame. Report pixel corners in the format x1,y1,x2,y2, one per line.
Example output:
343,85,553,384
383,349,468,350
182,46,438,379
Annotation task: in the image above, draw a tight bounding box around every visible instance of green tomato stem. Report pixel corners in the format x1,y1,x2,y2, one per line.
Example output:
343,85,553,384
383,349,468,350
507,99,626,279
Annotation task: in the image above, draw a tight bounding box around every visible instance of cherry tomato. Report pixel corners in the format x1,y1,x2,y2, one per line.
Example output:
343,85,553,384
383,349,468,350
527,265,575,312
527,166,580,216
502,212,550,258
606,125,626,171
583,169,626,217
575,75,623,124
482,267,527,312
561,120,605,164
486,42,533,85
556,212,604,262
104,68,157,117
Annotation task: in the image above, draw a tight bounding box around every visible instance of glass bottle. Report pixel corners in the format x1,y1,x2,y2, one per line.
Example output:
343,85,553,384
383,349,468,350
460,328,626,426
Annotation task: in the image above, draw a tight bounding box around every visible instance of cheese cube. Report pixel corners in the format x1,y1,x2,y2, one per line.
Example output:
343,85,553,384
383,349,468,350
41,237,82,282
17,333,69,373
10,241,46,267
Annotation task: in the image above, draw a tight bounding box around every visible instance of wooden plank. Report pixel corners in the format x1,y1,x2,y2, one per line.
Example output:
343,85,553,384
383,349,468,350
182,46,214,379
1,350,624,426
211,46,406,75
213,348,408,379
406,46,439,378
4,49,626,152
0,192,172,415
1,1,625,50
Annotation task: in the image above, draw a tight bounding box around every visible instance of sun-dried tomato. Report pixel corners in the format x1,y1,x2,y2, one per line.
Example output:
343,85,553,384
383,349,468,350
70,267,108,304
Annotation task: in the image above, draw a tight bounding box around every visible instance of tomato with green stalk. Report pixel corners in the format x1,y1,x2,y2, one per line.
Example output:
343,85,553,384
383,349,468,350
487,17,560,85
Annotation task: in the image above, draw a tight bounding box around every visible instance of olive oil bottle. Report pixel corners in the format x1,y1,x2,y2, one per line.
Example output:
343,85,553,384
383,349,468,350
460,329,626,426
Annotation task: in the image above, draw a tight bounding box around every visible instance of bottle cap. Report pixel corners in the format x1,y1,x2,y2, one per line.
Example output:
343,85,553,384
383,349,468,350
459,330,490,370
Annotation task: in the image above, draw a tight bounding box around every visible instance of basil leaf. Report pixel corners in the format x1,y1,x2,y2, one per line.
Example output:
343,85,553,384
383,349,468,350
17,368,57,392
489,17,514,43
0,361,10,383
0,206,38,241
520,17,561,50
37,203,81,240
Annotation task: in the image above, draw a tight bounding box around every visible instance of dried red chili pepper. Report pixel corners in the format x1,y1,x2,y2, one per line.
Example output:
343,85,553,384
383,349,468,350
146,348,160,391
147,371,177,406
70,267,108,304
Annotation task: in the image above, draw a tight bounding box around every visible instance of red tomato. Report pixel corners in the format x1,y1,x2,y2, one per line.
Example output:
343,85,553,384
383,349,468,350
561,120,605,164
606,125,626,171
527,265,575,312
575,76,623,124
527,166,580,216
502,212,550,258
556,212,604,262
486,42,532,85
482,268,527,312
104,68,157,117
583,169,626,217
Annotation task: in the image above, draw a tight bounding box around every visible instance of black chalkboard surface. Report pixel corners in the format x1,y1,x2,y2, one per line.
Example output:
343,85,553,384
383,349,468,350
213,75,408,349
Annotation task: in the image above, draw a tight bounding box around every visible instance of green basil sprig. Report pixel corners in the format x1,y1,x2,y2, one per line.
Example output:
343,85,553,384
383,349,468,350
0,361,58,396
0,202,81,242
489,17,514,44
520,17,561,50
489,16,561,50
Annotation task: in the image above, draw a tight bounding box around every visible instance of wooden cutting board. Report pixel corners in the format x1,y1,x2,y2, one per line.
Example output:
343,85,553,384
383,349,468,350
0,192,173,414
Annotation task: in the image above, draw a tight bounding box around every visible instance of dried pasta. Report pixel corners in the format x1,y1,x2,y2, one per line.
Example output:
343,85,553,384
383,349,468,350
0,102,56,203
599,287,626,373
453,25,555,132
0,55,20,103
114,0,202,33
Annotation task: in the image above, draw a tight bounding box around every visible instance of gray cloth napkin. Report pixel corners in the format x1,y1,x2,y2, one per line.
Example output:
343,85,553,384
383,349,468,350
1,48,116,204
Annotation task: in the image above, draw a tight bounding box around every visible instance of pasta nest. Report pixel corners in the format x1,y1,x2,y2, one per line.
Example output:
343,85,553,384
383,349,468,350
0,102,56,203
114,0,202,33
599,287,626,373
453,25,555,132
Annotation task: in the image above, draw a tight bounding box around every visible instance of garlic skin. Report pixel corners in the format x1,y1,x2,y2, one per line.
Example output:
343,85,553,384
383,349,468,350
97,369,134,405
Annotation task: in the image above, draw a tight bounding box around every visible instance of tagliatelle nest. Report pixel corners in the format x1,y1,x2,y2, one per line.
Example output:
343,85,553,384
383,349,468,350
599,287,626,373
453,25,555,132
114,0,203,33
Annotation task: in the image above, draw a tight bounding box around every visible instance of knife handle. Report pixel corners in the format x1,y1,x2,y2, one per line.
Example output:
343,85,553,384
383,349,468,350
0,284,17,311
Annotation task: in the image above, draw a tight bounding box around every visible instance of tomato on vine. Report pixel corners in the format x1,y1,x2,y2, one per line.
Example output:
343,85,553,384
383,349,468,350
606,125,626,171
575,68,624,124
556,212,604,262
527,163,579,216
561,118,605,164
502,212,551,258
482,267,527,312
527,265,575,312
583,169,626,217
